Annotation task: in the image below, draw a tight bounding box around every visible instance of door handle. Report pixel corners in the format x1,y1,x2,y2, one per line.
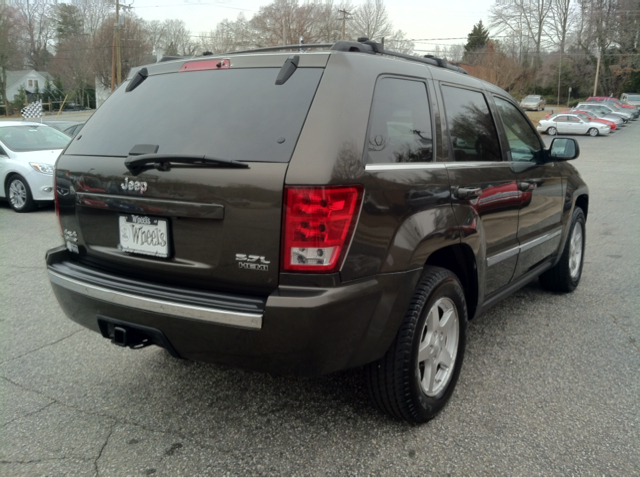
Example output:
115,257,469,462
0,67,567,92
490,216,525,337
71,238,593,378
518,181,537,192
453,187,482,200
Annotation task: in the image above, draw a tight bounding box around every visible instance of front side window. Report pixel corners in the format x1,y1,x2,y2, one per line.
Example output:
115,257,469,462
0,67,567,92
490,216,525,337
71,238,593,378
494,97,543,162
365,77,433,164
442,85,501,162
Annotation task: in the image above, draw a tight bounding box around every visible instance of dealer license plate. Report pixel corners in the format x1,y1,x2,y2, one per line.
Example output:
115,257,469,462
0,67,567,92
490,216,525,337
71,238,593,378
118,215,169,258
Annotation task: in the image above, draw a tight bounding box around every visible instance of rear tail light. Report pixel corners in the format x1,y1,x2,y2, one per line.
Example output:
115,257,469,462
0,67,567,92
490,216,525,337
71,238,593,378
282,186,363,273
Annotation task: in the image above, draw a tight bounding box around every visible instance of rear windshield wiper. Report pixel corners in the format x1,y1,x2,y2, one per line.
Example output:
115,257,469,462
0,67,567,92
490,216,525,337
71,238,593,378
125,153,249,175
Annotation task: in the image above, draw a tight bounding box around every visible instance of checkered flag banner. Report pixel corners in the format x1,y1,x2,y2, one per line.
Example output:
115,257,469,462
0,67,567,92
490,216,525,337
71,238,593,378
21,101,43,120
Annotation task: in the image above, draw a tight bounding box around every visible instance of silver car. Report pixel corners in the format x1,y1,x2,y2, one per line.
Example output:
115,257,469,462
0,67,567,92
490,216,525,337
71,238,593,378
0,121,70,212
537,113,611,136
576,103,633,123
520,95,546,111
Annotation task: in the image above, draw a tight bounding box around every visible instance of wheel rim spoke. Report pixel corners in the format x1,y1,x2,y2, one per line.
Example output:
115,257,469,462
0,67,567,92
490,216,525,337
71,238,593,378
417,297,460,397
9,181,26,208
569,223,583,279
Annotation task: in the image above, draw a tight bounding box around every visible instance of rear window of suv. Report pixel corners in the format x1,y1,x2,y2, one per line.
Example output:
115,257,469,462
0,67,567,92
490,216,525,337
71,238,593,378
65,68,324,163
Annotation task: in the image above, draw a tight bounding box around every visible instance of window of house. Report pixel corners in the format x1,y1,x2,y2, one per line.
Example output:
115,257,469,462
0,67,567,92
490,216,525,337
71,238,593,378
365,77,433,164
28,80,33,87
441,86,501,162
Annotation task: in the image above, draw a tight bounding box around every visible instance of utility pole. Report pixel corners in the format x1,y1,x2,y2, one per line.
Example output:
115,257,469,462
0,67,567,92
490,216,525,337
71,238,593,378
557,48,562,107
111,0,130,91
593,53,601,96
338,9,351,40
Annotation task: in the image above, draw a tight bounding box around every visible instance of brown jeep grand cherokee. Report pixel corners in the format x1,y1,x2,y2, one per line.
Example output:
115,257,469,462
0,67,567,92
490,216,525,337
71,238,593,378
47,40,588,423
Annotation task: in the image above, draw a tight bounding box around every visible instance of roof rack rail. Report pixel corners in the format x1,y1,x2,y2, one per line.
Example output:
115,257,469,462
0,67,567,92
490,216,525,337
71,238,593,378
216,39,468,75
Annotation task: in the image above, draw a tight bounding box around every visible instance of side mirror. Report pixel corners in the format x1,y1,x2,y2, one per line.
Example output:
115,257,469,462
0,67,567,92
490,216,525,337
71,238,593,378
548,138,580,161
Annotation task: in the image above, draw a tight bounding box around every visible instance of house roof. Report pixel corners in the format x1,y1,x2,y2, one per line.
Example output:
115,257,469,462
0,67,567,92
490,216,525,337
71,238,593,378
6,70,55,89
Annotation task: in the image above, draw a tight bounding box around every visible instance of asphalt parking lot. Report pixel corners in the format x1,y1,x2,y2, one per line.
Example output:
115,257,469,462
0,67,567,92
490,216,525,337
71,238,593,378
1,119,639,476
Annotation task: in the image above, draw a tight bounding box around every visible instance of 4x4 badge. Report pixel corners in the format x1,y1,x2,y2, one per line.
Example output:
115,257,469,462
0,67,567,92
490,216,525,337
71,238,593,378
121,177,148,193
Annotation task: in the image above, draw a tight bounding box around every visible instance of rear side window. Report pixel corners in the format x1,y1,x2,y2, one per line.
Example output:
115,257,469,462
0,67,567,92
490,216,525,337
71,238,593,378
365,77,433,164
441,86,501,162
65,68,323,163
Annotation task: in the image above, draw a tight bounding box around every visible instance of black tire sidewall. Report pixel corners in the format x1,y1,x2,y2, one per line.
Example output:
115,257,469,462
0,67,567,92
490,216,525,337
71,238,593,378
408,277,467,421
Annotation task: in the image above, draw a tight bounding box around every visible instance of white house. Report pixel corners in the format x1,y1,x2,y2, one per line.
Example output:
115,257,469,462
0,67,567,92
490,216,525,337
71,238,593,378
6,70,55,102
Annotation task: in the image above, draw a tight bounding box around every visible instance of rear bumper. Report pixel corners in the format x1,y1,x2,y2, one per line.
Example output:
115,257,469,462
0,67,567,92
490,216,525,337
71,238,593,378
47,247,419,375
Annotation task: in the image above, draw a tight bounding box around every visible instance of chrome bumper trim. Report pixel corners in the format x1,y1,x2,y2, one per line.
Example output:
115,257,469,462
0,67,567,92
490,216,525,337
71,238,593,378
48,270,263,330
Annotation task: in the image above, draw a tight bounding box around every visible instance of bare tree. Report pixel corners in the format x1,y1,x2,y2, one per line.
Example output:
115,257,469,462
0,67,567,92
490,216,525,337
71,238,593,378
384,30,414,54
0,5,22,113
143,19,166,56
157,19,198,56
13,0,56,70
250,1,320,47
78,0,115,38
490,0,554,66
350,0,393,41
547,0,576,54
93,14,151,89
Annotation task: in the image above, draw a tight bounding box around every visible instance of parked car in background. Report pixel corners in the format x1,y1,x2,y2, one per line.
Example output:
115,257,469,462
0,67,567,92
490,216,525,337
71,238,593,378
571,109,624,128
576,103,634,123
537,112,611,136
621,93,640,107
584,97,639,118
520,94,546,111
0,122,70,212
586,96,639,114
545,109,619,130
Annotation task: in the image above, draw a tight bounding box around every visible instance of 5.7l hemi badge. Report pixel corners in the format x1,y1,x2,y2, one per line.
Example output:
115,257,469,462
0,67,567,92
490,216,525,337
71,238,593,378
236,254,270,271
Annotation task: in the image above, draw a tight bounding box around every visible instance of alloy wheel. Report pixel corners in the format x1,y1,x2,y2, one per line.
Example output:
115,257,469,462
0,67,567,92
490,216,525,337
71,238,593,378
9,179,27,210
417,297,459,397
569,221,584,280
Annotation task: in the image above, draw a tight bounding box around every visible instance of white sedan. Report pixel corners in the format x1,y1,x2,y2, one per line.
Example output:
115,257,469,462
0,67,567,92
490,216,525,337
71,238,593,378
0,121,70,212
537,113,611,137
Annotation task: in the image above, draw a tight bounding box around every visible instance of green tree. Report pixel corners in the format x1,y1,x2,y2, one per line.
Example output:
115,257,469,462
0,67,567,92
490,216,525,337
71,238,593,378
56,3,84,42
464,20,491,58
11,85,27,111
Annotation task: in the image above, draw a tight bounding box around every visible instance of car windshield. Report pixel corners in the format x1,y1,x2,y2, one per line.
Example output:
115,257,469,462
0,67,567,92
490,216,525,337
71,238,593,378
575,113,590,121
0,125,70,152
524,96,539,101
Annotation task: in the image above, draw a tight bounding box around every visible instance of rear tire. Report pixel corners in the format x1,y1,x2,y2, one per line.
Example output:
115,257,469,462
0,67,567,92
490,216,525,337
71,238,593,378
588,128,599,137
547,127,557,136
539,207,585,292
365,266,467,423
7,175,37,213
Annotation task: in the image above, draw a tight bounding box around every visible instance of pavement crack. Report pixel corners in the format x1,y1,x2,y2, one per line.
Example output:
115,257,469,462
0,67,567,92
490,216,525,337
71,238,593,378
610,314,639,354
0,394,55,429
0,330,83,366
94,423,116,477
